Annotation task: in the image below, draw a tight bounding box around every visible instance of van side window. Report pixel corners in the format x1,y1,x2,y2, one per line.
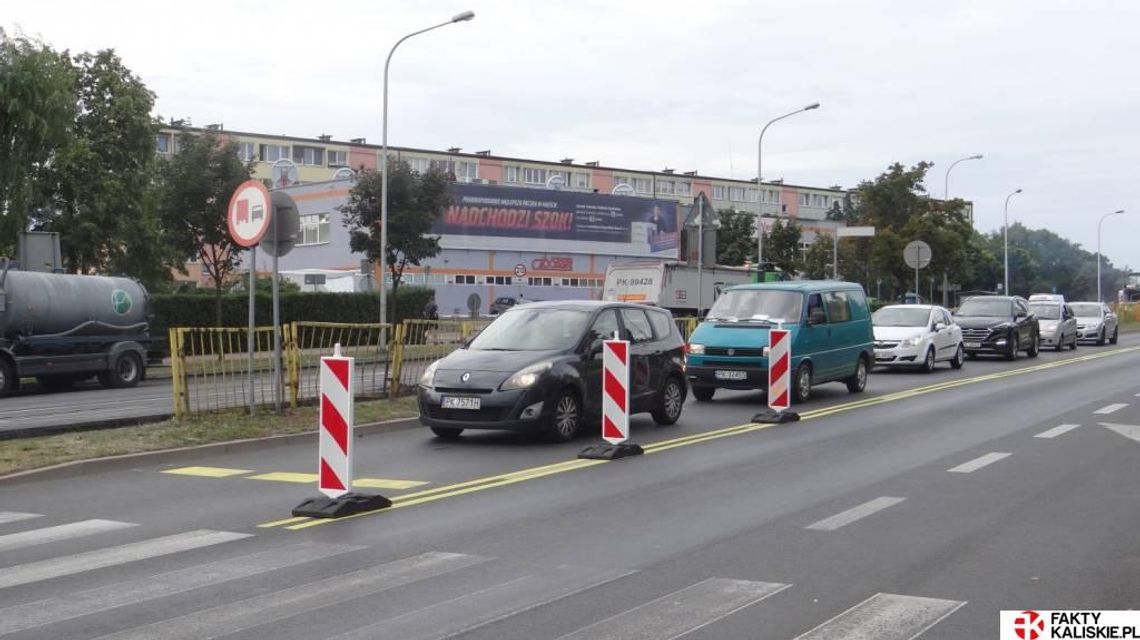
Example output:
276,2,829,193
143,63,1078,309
619,309,654,343
846,289,869,319
823,291,852,323
646,309,673,340
587,310,620,345
807,293,826,323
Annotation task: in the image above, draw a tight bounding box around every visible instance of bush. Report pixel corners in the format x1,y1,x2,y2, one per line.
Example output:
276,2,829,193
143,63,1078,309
151,286,436,331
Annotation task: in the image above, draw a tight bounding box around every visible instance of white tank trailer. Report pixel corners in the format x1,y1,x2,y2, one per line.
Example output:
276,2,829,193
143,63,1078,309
0,258,152,398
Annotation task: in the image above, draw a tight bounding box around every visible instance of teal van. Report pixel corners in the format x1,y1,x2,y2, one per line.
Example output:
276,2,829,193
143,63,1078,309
685,281,874,403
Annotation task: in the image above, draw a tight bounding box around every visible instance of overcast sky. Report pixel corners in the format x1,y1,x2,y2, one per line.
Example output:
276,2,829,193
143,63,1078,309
7,0,1139,272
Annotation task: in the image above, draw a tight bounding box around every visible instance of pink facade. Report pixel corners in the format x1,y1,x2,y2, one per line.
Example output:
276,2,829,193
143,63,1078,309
478,158,504,183
592,169,615,194
781,187,799,218
349,147,377,171
692,179,712,200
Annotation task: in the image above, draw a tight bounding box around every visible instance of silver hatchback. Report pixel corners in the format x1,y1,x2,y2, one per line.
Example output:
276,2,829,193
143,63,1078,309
1070,302,1119,345
1029,300,1078,351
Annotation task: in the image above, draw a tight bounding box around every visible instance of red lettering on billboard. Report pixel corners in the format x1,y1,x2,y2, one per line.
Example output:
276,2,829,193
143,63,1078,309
531,256,574,271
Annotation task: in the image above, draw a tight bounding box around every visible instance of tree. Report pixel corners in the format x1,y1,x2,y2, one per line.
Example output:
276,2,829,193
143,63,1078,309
765,218,802,275
801,233,833,280
158,129,253,324
714,209,756,266
340,162,449,322
35,49,160,276
0,29,75,255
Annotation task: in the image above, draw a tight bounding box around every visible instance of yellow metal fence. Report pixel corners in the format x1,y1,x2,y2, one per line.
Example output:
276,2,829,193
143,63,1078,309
674,317,700,342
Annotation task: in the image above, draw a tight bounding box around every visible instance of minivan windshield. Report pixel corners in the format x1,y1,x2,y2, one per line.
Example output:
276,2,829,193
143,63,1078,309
1070,303,1102,317
467,308,590,351
872,306,931,327
956,298,1012,317
706,289,803,324
1029,303,1060,320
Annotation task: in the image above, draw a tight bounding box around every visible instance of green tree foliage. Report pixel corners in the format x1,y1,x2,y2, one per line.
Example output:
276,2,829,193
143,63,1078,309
801,233,833,280
340,162,448,322
157,129,253,323
34,49,161,278
0,29,75,255
714,209,756,266
765,218,802,275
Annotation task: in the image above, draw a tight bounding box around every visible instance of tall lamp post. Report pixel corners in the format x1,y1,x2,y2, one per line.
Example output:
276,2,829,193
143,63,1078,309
1097,209,1125,302
757,102,820,276
1002,188,1022,295
944,154,983,200
380,10,475,327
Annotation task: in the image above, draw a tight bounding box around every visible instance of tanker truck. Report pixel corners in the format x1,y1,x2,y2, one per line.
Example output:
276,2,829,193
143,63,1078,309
0,258,152,398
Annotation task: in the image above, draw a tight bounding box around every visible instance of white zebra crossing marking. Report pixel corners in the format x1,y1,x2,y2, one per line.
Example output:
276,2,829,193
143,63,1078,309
0,519,136,553
1094,403,1128,415
1035,424,1080,439
793,592,966,639
551,578,790,640
0,542,361,636
0,511,42,526
947,452,1010,474
0,530,252,591
806,497,906,531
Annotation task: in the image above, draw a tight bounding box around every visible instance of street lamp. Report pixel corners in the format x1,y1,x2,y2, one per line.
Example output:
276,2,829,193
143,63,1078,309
1097,209,1125,303
944,154,983,200
380,10,475,326
1002,188,1022,295
757,102,820,274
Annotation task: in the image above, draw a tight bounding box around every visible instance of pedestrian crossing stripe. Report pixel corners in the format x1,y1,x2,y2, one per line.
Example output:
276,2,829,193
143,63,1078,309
163,466,252,478
161,467,428,490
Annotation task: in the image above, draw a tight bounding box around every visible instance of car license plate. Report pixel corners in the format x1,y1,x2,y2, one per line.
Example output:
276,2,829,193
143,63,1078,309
715,370,747,381
964,342,981,349
441,396,481,410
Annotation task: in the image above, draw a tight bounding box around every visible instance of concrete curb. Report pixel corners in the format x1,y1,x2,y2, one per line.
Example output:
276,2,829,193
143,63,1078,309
0,416,421,486
0,414,176,441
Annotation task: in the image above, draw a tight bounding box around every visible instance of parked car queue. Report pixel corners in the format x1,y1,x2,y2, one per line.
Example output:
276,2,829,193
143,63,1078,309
415,285,1122,441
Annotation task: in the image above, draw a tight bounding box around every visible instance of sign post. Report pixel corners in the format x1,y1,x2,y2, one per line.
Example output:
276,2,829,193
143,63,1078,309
227,180,273,415
579,336,644,460
293,344,392,518
904,240,933,303
752,326,801,424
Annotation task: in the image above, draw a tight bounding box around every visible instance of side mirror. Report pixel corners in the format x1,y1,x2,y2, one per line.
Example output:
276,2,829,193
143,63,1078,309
1016,311,1028,319
934,322,947,331
808,308,826,326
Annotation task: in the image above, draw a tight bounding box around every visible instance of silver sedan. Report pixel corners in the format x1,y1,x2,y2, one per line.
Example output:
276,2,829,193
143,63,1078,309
1070,302,1119,345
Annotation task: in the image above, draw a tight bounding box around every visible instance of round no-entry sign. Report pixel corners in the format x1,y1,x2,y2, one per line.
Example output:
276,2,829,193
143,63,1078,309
227,180,273,247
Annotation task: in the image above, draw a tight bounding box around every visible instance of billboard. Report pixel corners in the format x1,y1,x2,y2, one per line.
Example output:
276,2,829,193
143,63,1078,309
436,183,680,259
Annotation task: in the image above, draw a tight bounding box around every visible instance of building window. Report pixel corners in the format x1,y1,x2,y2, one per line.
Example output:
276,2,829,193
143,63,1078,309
573,172,590,189
613,175,629,187
456,160,478,182
657,180,674,195
452,274,477,285
729,187,746,202
298,213,330,245
236,142,255,162
156,133,172,154
560,277,583,287
748,188,758,202
328,150,348,167
259,144,290,162
799,193,811,206
527,276,553,286
406,157,431,174
505,166,520,183
633,177,651,194
712,185,726,200
768,189,781,203
292,146,324,166
484,275,513,285
675,182,691,196
522,167,546,184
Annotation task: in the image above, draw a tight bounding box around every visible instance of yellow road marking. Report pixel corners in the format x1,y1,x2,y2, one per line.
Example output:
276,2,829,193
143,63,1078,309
162,466,252,478
261,345,1140,530
258,516,310,528
353,478,430,490
248,472,319,483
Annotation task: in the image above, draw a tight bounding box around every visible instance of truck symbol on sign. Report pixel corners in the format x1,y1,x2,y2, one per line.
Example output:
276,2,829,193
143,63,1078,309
235,200,265,225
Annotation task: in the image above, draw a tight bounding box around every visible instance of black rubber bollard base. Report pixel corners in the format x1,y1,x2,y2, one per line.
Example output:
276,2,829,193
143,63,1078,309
752,409,801,424
578,442,644,460
292,492,392,518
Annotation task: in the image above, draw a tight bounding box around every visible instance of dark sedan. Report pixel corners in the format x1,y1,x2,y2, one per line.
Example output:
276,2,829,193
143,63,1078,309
418,301,687,441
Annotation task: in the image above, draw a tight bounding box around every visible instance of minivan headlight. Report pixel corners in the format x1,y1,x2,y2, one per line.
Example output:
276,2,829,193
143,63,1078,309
501,361,553,391
687,343,705,355
420,360,441,388
902,335,923,347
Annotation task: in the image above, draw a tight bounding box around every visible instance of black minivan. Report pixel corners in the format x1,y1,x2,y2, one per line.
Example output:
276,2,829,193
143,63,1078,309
418,301,687,441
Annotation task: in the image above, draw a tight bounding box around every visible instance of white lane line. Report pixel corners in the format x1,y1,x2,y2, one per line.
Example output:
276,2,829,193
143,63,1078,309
806,497,906,531
1035,424,1081,439
0,519,136,553
99,551,490,640
0,512,42,526
947,452,1011,474
0,529,252,591
552,577,790,640
0,542,362,636
1094,403,1128,415
793,592,966,640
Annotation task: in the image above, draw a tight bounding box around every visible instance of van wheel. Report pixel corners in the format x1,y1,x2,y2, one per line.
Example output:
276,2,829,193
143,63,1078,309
0,359,14,398
1026,332,1040,358
692,386,716,402
921,347,936,373
793,363,812,404
546,389,582,442
846,357,869,393
99,351,143,389
430,426,464,440
651,376,685,426
950,344,965,369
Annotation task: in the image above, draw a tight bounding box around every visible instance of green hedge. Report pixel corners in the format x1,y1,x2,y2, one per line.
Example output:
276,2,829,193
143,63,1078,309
151,287,435,332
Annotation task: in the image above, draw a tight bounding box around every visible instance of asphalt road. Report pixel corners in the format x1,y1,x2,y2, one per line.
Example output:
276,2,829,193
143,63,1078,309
1,334,1138,639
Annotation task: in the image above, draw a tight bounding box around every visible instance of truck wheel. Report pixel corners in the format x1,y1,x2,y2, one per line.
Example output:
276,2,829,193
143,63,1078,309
0,359,14,398
100,352,144,389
